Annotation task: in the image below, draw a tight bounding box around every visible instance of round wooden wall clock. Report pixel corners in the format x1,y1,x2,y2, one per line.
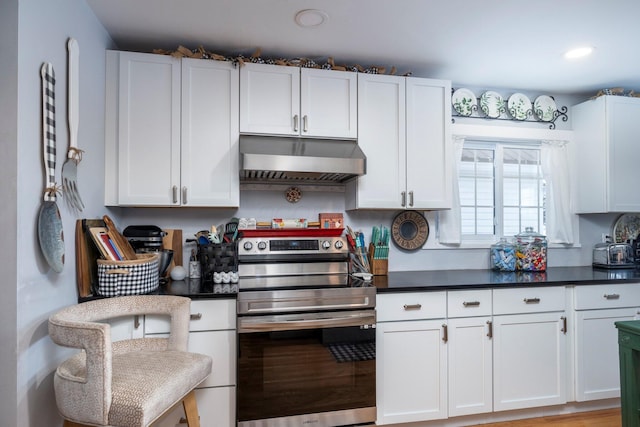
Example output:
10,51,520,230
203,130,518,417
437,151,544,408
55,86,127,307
391,210,429,251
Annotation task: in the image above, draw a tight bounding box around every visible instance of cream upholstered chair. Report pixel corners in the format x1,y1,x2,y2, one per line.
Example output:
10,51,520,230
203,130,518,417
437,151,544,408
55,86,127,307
48,295,212,427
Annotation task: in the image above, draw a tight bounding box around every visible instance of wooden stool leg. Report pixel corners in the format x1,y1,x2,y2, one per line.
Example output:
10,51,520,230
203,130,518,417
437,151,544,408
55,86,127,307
182,390,201,427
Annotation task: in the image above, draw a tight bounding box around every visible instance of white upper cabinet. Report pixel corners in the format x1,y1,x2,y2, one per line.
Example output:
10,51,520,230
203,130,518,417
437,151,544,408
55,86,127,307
105,51,239,207
346,74,451,210
573,95,640,213
239,62,357,138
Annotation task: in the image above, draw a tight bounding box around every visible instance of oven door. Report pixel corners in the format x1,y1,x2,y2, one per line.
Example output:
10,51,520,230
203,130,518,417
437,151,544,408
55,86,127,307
237,309,377,427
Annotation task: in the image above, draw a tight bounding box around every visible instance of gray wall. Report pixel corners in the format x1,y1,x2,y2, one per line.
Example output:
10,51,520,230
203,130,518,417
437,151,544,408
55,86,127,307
6,0,113,425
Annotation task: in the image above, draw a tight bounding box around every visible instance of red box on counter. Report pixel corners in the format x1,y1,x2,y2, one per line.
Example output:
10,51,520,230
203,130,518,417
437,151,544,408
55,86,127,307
319,213,343,229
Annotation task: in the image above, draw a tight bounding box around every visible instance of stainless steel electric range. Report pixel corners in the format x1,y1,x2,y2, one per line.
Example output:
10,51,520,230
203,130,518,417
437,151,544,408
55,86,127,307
236,230,376,427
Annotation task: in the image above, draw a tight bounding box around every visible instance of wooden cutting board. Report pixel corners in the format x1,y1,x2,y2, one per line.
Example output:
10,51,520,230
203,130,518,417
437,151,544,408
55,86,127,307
163,229,183,272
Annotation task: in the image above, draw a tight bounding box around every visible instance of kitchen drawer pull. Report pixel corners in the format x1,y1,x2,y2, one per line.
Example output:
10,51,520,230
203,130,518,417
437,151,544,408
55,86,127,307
561,316,567,334
190,313,203,321
182,186,187,205
604,293,620,300
172,185,178,204
401,191,406,207
442,324,448,343
293,114,299,132
523,297,540,304
463,301,480,307
403,303,422,310
409,191,414,207
486,320,493,338
303,115,308,132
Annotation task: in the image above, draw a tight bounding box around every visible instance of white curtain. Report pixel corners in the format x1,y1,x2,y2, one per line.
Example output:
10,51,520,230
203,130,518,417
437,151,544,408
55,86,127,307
541,140,574,244
437,136,465,244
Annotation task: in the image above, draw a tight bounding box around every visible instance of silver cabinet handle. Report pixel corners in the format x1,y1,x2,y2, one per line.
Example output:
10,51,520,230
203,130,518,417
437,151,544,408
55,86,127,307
182,187,187,205
409,191,414,207
293,114,299,132
442,324,448,343
303,115,308,132
172,185,178,204
403,304,422,310
486,320,493,338
190,313,202,321
561,316,567,334
463,301,480,307
524,297,540,304
401,191,406,207
604,293,620,300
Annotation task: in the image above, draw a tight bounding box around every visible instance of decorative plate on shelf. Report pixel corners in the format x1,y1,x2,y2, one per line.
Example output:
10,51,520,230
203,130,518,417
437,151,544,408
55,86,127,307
479,91,505,118
534,95,557,122
391,210,429,251
452,88,476,116
612,213,640,243
508,93,532,120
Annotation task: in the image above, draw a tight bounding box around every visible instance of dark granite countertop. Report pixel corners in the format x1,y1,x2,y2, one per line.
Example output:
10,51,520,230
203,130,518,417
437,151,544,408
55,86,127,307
373,266,640,292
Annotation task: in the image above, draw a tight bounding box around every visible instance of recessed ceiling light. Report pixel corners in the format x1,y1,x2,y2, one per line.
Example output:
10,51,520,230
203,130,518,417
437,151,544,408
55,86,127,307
564,46,594,59
294,9,329,28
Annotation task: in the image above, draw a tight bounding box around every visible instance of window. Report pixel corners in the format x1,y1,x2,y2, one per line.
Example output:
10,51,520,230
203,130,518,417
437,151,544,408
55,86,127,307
459,141,546,240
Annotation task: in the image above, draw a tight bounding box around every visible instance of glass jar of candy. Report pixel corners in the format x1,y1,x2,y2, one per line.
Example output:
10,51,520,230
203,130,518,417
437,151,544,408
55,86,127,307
490,238,516,271
514,227,547,271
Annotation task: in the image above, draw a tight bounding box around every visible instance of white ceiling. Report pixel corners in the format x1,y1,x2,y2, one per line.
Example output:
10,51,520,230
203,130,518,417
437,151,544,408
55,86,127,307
86,0,639,96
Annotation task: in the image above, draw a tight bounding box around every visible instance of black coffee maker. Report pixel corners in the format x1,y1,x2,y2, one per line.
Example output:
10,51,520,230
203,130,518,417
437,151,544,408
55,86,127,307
123,225,173,280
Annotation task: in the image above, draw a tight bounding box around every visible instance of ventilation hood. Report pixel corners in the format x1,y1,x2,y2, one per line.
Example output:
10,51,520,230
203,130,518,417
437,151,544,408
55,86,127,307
240,135,366,183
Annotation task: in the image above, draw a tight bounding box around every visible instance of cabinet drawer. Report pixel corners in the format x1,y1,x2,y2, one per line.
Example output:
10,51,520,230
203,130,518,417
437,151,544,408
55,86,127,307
145,298,236,334
574,283,640,310
493,287,565,315
447,289,492,317
377,292,446,322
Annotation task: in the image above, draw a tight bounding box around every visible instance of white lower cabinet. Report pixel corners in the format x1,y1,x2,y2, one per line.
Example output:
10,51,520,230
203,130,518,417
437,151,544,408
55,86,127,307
492,287,567,412
145,299,236,427
376,292,447,425
447,290,493,417
574,283,640,402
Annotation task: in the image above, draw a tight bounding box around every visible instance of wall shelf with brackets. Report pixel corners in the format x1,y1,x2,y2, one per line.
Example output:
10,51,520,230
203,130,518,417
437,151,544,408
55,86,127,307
451,88,568,129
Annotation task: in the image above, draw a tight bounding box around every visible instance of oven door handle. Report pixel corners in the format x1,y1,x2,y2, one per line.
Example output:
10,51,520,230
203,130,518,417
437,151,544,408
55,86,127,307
238,310,376,333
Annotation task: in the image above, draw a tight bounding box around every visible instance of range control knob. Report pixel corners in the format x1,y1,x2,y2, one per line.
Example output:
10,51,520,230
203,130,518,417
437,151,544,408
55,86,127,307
334,240,344,250
257,241,267,251
321,240,332,250
243,241,253,251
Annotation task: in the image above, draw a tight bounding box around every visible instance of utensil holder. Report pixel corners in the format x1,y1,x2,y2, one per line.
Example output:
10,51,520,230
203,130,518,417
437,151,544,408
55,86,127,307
197,242,238,283
368,243,388,275
96,253,159,297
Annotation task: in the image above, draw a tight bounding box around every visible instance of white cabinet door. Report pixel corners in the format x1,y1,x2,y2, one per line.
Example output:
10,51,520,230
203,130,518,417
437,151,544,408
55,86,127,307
493,312,567,411
350,74,406,209
376,319,447,424
112,51,181,206
239,63,300,135
573,95,640,213
406,78,451,210
447,316,493,417
181,59,239,207
347,74,451,210
300,68,357,138
575,307,639,401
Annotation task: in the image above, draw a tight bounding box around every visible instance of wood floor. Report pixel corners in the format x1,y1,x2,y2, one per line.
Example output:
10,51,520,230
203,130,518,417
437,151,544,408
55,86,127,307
472,408,621,427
